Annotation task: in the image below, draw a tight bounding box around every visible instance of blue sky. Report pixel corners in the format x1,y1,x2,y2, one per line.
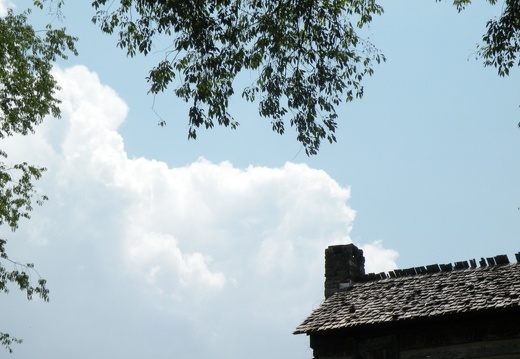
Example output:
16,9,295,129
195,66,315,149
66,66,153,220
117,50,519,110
1,1,519,358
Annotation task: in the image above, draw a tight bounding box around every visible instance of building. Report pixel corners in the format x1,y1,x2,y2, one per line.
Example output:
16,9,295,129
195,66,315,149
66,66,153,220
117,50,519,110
294,244,520,359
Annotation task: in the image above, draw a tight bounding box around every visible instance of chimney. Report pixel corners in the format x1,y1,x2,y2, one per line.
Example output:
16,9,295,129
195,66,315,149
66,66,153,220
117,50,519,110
324,244,365,299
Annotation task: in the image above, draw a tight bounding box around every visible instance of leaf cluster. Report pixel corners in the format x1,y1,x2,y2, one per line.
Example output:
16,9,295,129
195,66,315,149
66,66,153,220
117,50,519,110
92,0,385,155
443,0,519,77
0,239,49,302
479,0,520,76
0,237,49,353
0,150,47,231
0,8,77,139
0,333,22,354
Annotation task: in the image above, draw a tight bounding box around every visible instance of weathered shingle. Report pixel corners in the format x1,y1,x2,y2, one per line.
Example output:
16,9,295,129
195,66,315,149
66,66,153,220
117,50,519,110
294,263,520,334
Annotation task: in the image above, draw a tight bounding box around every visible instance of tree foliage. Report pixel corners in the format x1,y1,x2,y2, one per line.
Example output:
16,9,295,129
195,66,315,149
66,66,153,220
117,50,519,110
447,0,520,77
478,0,520,77
0,4,76,353
91,0,385,155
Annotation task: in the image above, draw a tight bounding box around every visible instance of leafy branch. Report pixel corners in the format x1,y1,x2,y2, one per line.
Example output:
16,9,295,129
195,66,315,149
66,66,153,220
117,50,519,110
91,0,386,155
0,1,76,353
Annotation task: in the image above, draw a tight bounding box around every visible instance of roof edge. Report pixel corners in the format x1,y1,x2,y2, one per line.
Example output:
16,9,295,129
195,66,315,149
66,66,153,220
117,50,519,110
356,252,520,283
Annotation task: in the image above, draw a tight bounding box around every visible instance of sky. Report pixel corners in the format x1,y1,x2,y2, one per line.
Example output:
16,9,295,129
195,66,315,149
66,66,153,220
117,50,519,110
1,1,520,358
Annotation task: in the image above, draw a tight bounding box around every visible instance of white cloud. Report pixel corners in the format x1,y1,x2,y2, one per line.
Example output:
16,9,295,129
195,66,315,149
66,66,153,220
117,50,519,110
126,228,226,291
0,0,13,17
361,240,400,273
1,65,399,359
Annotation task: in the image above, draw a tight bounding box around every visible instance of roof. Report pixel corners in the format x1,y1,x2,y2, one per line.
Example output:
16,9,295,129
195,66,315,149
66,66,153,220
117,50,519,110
294,261,520,334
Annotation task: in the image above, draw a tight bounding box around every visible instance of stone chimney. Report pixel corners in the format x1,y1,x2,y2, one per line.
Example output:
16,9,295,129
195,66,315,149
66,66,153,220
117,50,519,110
324,244,366,299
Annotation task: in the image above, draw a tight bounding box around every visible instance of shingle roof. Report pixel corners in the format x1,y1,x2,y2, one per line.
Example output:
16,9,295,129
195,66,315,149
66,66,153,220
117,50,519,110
294,262,520,334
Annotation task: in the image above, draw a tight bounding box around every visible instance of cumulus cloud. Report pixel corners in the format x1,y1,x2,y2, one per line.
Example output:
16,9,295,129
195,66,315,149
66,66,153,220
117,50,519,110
2,65,398,359
0,1,8,17
0,0,15,17
361,241,400,273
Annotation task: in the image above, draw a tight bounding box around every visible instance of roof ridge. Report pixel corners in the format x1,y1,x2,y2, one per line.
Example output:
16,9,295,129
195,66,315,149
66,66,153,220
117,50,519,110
358,251,520,282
